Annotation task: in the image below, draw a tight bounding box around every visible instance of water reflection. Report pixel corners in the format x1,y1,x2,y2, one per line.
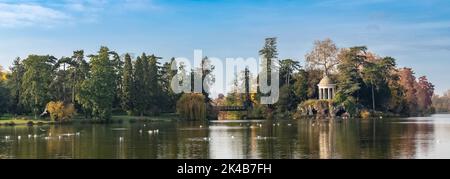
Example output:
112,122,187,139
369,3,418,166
1,114,450,159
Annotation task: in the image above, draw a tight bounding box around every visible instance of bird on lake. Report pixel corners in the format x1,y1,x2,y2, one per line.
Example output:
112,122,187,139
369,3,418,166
17,136,21,140
39,128,47,132
4,136,10,140
76,132,80,136
28,134,32,139
119,137,124,142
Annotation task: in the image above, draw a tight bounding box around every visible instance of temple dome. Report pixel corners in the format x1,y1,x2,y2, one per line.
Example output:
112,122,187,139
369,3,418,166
319,76,334,85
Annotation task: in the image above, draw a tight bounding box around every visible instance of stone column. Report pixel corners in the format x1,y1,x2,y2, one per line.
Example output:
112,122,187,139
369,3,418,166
319,88,322,99
328,88,332,100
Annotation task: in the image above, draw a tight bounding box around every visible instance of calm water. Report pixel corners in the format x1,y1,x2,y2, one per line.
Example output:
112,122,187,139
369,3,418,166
1,114,450,159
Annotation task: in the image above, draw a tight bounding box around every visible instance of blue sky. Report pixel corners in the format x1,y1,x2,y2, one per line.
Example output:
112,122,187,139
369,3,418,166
0,0,449,94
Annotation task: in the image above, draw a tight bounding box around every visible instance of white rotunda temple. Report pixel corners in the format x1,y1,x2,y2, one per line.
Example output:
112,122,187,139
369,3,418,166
317,76,336,100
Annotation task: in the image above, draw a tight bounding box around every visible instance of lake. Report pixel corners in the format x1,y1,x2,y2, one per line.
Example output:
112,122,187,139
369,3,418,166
1,114,450,159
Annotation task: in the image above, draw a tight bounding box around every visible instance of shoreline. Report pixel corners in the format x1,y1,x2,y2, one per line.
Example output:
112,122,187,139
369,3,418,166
1,113,446,127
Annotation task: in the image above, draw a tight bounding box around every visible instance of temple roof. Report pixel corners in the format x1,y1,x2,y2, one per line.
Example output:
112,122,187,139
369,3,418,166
319,76,334,85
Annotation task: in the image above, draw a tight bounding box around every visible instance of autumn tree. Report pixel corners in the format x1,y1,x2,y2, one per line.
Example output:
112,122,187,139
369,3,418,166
398,68,418,115
0,65,10,115
415,76,434,113
305,38,339,76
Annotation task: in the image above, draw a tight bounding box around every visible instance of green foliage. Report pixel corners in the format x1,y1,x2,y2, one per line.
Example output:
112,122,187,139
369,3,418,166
121,53,134,114
5,58,25,115
160,58,181,112
0,80,10,115
134,55,146,116
293,69,308,104
78,47,116,120
21,55,55,119
176,93,206,121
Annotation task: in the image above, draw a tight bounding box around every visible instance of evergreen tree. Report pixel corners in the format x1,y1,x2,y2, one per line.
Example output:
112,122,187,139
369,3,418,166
134,55,146,116
121,53,134,114
7,58,25,115
21,55,56,119
79,47,116,120
148,54,162,114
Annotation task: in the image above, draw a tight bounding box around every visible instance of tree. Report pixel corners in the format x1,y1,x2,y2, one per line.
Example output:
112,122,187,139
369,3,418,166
78,47,116,120
293,69,308,104
259,37,278,86
432,90,450,112
46,101,76,122
279,59,301,87
176,93,206,121
110,51,123,111
5,58,25,115
160,58,180,112
0,65,6,81
147,54,162,114
21,55,56,119
51,57,72,102
335,47,367,116
200,56,214,103
305,38,339,76
398,68,418,115
416,76,434,113
0,67,10,115
134,55,146,116
121,53,134,114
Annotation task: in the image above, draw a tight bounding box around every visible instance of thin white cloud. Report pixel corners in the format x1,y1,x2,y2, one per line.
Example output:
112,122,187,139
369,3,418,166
0,2,70,27
0,0,161,27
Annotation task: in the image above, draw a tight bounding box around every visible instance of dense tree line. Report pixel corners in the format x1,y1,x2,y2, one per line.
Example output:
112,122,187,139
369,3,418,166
0,47,180,120
0,38,438,120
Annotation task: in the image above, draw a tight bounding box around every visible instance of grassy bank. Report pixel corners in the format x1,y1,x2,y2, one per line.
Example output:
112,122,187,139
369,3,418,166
0,115,51,126
0,113,179,126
